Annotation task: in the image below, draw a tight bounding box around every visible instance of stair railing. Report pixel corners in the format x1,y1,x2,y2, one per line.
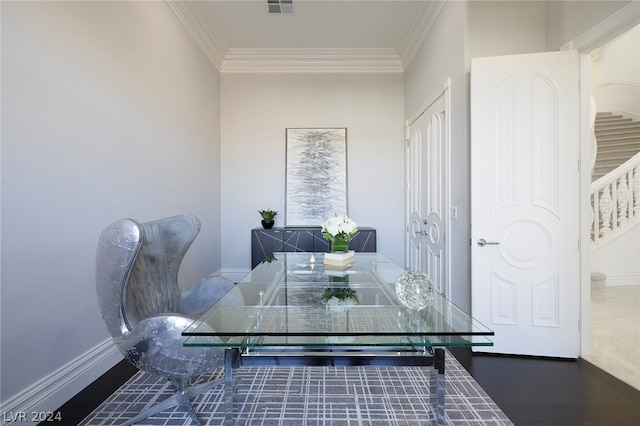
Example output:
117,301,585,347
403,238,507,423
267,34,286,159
591,152,640,245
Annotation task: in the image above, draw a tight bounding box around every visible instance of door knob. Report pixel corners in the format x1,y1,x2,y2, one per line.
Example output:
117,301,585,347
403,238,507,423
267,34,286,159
477,238,500,247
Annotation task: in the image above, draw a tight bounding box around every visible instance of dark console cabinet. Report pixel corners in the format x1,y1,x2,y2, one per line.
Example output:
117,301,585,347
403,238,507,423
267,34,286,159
251,227,376,268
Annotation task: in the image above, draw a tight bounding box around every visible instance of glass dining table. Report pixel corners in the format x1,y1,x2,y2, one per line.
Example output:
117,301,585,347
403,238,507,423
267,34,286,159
183,252,494,425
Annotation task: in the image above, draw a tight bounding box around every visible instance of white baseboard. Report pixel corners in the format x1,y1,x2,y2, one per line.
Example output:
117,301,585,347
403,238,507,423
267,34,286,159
0,339,122,426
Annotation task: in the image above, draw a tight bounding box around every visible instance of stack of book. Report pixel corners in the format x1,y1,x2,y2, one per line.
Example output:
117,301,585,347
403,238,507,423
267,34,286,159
324,251,355,270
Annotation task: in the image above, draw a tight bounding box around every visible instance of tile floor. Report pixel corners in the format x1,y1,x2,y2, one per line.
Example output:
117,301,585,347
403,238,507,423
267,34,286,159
583,284,640,390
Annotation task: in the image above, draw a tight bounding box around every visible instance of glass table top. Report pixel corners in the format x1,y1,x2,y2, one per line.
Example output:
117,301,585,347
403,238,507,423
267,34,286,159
183,252,494,348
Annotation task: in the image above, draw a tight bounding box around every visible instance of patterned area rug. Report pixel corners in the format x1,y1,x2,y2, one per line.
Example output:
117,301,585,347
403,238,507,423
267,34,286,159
80,351,512,425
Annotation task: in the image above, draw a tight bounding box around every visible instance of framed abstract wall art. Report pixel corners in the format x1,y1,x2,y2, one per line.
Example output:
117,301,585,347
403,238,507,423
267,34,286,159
285,128,348,226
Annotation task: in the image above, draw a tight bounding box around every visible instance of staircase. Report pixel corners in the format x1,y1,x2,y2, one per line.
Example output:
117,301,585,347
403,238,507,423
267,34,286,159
590,112,640,245
592,112,640,181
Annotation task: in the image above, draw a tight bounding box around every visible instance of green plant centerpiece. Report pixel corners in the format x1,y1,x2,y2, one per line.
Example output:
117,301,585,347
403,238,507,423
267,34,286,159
322,287,359,305
322,275,359,310
258,208,277,229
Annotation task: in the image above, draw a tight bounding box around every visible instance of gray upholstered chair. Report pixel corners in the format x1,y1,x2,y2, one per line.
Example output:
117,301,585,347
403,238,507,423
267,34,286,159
95,214,239,425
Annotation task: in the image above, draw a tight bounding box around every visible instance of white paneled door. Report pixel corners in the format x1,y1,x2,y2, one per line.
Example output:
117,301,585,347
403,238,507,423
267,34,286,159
406,86,449,296
471,51,581,358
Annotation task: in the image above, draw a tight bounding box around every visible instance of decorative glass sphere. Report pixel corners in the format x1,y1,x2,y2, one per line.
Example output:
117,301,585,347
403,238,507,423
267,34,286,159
395,270,434,310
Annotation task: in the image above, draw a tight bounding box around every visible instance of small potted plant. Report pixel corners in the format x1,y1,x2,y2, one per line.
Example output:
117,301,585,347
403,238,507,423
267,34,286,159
258,208,278,229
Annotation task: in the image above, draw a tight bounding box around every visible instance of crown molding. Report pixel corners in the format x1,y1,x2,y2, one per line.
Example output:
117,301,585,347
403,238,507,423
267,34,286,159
166,0,228,69
395,0,447,68
167,0,444,73
561,1,640,53
221,48,403,73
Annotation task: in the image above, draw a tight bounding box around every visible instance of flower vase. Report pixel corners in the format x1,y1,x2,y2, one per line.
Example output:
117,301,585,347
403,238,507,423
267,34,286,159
331,237,349,253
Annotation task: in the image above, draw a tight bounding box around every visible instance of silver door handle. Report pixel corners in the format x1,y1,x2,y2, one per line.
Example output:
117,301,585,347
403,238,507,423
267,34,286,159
477,238,500,247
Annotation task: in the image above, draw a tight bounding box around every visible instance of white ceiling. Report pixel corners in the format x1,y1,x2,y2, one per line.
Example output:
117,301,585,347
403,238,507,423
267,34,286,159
167,0,446,72
200,1,418,49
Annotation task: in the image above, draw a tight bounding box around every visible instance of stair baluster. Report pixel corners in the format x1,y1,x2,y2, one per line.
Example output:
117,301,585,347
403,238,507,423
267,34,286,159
617,173,629,225
633,166,640,219
598,184,613,239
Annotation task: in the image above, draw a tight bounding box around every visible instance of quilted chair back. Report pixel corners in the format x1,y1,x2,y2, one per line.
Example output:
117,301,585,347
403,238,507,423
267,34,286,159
124,215,200,328
95,218,142,343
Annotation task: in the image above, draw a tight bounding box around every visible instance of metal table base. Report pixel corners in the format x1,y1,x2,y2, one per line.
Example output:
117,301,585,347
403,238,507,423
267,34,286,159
223,346,446,426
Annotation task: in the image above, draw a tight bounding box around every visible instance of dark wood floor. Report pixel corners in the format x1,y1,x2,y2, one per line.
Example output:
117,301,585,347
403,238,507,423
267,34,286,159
449,347,640,425
51,348,640,425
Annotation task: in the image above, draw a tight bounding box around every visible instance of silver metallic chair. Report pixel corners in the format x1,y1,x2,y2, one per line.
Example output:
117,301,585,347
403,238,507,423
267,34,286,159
95,214,239,425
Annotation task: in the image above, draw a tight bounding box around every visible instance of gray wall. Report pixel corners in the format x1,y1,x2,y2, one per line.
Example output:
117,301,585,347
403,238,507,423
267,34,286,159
403,0,546,310
1,1,222,405
404,0,471,309
220,73,406,273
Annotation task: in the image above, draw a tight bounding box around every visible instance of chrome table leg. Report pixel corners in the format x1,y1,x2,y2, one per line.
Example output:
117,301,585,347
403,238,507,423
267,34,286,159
429,348,446,426
224,348,240,425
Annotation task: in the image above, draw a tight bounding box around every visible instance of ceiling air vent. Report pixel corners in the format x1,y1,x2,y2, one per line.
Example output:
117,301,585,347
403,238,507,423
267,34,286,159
267,0,293,14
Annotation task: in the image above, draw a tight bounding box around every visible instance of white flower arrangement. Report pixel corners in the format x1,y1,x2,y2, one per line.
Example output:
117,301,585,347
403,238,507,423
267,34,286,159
324,297,357,311
321,213,358,243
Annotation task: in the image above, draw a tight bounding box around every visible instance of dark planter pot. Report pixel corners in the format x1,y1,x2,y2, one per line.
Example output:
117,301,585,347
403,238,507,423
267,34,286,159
261,220,275,229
